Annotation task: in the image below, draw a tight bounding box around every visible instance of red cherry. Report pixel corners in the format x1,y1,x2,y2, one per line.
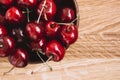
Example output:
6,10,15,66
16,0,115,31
45,21,60,38
0,25,8,36
8,48,28,67
37,0,56,21
25,21,44,41
0,36,15,57
17,0,37,8
60,7,75,23
5,6,24,23
0,0,14,7
45,40,65,62
30,37,47,52
60,25,78,45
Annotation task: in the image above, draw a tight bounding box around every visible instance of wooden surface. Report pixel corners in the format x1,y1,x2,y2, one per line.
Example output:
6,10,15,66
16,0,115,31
0,0,120,80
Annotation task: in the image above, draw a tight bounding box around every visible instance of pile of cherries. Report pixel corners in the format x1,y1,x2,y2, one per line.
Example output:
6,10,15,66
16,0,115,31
0,0,78,68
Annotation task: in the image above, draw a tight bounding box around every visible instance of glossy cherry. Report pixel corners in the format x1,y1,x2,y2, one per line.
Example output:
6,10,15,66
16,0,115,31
5,6,24,23
59,7,75,23
8,48,28,67
25,21,44,41
37,0,56,21
0,36,15,57
45,40,65,62
60,25,78,45
0,25,8,36
30,37,47,52
17,0,37,8
0,0,14,7
45,21,60,38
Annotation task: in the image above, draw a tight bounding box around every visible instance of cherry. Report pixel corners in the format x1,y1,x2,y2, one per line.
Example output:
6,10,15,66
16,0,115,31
17,0,37,8
60,25,78,45
25,21,44,41
8,48,28,67
0,25,8,36
45,40,65,62
37,0,56,21
0,36,15,57
11,27,26,42
45,21,60,38
0,0,14,7
5,6,24,24
30,37,47,52
59,7,75,23
25,2,46,42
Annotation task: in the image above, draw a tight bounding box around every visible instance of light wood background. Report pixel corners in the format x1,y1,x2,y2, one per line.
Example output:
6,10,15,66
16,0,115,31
0,0,120,80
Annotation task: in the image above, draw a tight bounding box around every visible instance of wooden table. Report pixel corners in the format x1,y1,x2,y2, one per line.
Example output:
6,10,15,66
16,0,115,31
0,0,120,80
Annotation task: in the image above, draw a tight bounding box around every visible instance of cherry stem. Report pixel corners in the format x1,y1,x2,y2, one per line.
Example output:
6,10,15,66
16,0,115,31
22,11,32,14
37,0,46,23
32,48,45,55
3,56,21,75
3,66,15,75
71,17,78,23
26,8,30,22
36,51,52,71
57,17,78,26
37,49,45,55
57,23,69,25
44,13,48,21
0,44,3,48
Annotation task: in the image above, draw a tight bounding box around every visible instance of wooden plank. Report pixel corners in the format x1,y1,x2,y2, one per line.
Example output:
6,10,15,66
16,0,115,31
0,0,120,80
0,59,120,80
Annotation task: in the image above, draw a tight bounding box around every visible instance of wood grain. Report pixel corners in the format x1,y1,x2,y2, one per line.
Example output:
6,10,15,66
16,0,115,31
0,0,120,80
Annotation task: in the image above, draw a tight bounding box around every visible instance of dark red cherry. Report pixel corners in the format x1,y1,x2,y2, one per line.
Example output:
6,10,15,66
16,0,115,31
25,21,44,41
60,25,78,45
5,6,24,23
17,0,37,8
30,37,47,52
0,36,15,57
11,27,26,42
0,0,14,7
45,21,60,38
37,0,56,21
59,8,75,23
8,48,28,68
0,25,8,36
45,40,65,62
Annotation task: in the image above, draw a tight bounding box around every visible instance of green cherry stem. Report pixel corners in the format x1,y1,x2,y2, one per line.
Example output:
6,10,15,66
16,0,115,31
36,51,52,71
44,13,48,21
37,0,46,23
0,44,3,48
26,8,30,22
57,17,78,26
3,66,15,75
3,56,22,75
22,11,32,14
71,17,78,23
